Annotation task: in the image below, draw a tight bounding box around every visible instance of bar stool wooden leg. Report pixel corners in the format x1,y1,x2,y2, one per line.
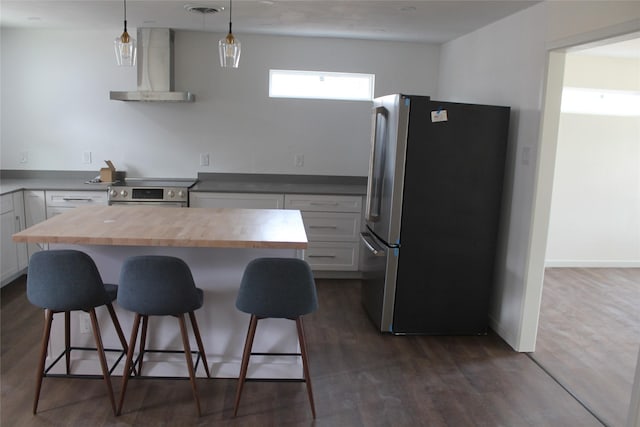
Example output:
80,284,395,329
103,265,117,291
117,313,141,416
105,302,136,376
64,311,71,374
178,314,201,416
88,308,117,415
233,314,258,417
106,303,128,352
138,315,148,375
33,309,54,414
188,311,211,378
296,317,316,418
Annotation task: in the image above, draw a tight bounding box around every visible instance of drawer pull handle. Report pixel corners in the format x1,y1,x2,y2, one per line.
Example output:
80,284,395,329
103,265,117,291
307,254,337,259
61,197,93,202
309,202,339,206
308,225,338,229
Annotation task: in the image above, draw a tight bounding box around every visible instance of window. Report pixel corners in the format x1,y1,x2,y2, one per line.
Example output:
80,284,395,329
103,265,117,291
561,87,640,116
269,69,375,101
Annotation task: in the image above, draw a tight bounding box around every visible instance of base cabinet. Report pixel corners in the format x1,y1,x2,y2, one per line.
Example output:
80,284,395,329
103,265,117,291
24,190,46,259
284,194,362,271
190,192,284,209
189,191,364,273
1,192,28,286
45,190,107,218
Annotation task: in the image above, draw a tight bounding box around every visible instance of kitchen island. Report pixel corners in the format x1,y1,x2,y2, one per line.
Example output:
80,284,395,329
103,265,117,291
13,205,308,379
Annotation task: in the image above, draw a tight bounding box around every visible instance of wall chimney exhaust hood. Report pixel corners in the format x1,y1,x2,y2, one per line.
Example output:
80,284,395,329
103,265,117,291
110,28,195,102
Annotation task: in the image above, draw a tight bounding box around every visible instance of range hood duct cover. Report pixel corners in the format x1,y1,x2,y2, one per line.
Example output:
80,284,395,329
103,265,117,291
110,28,195,102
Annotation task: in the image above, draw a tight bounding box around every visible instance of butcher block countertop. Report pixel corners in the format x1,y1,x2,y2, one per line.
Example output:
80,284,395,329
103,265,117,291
12,206,308,249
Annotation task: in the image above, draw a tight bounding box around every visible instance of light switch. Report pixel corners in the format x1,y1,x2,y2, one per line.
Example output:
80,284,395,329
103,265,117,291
82,151,92,164
200,153,210,166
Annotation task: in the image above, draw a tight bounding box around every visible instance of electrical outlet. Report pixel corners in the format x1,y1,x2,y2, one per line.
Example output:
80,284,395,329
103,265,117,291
19,151,28,164
79,312,91,334
294,154,304,167
200,153,210,167
82,151,92,164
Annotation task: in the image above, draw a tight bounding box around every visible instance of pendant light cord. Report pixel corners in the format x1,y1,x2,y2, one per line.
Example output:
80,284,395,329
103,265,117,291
228,0,233,34
123,0,128,32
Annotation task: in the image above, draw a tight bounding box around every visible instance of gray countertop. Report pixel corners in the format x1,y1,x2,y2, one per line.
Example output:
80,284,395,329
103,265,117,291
0,171,112,195
1,171,368,196
192,173,367,195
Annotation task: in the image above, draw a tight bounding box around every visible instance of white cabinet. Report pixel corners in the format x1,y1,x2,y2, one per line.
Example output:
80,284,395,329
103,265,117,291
45,190,107,218
24,190,47,259
1,192,28,286
284,194,362,271
189,192,284,209
190,191,364,272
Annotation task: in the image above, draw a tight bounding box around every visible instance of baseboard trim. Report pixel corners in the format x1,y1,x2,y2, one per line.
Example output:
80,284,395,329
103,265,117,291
544,260,640,268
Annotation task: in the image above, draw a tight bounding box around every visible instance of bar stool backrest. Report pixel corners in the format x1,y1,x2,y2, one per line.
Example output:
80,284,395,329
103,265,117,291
27,250,110,311
236,257,318,319
118,255,202,316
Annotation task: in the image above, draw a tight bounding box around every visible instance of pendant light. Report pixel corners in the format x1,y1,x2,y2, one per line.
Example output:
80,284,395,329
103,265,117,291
218,0,241,68
114,0,136,67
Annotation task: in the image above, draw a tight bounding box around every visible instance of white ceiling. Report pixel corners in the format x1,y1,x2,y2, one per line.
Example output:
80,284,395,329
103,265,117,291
1,0,541,44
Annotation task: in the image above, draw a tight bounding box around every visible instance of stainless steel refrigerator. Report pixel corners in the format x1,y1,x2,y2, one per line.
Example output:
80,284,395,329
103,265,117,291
360,94,510,334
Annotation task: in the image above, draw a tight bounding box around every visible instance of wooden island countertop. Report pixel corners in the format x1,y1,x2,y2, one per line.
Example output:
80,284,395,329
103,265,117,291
13,205,308,249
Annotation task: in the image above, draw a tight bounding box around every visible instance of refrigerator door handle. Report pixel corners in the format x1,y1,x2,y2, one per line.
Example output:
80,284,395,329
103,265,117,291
360,232,386,257
365,106,387,223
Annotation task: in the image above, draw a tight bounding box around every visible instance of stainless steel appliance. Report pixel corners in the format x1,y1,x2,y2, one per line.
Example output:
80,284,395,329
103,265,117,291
360,94,510,335
108,179,197,207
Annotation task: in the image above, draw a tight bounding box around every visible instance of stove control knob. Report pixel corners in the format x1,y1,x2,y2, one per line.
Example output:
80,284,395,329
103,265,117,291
167,190,175,198
120,190,128,197
178,190,185,198
109,189,118,198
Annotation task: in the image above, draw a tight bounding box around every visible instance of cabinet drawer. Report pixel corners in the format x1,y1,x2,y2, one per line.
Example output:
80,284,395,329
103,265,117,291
303,242,359,271
301,212,360,242
190,192,284,209
46,191,108,207
0,194,14,214
284,194,362,213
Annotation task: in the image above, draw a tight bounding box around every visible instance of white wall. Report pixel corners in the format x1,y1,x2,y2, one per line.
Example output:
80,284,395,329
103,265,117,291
0,29,440,178
546,53,640,267
436,1,640,352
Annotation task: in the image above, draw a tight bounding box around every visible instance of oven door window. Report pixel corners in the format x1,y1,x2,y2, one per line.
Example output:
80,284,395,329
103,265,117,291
132,188,164,200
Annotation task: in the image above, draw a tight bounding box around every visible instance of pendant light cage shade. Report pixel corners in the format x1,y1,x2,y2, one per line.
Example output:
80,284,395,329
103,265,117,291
219,34,241,68
114,0,136,67
219,0,240,68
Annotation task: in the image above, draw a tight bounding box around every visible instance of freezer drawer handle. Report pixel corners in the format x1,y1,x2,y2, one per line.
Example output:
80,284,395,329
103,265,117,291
360,232,385,257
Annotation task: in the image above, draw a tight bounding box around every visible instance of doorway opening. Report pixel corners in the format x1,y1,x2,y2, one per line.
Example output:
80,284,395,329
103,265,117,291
532,35,640,427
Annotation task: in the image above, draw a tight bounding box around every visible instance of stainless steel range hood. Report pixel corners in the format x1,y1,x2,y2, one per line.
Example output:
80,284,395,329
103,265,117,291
110,28,195,102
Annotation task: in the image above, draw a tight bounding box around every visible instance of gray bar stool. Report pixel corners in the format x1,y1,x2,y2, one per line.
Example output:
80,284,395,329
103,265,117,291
26,249,130,415
116,255,211,416
233,257,318,418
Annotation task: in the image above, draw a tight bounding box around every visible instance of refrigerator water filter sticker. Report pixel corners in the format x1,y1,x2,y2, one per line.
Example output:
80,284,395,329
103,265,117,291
431,110,448,122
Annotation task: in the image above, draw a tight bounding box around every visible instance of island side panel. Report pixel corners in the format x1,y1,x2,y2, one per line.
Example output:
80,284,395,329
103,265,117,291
45,244,305,379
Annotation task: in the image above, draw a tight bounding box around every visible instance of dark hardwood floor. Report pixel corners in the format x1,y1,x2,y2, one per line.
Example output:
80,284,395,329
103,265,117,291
533,268,640,427
2,276,601,426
